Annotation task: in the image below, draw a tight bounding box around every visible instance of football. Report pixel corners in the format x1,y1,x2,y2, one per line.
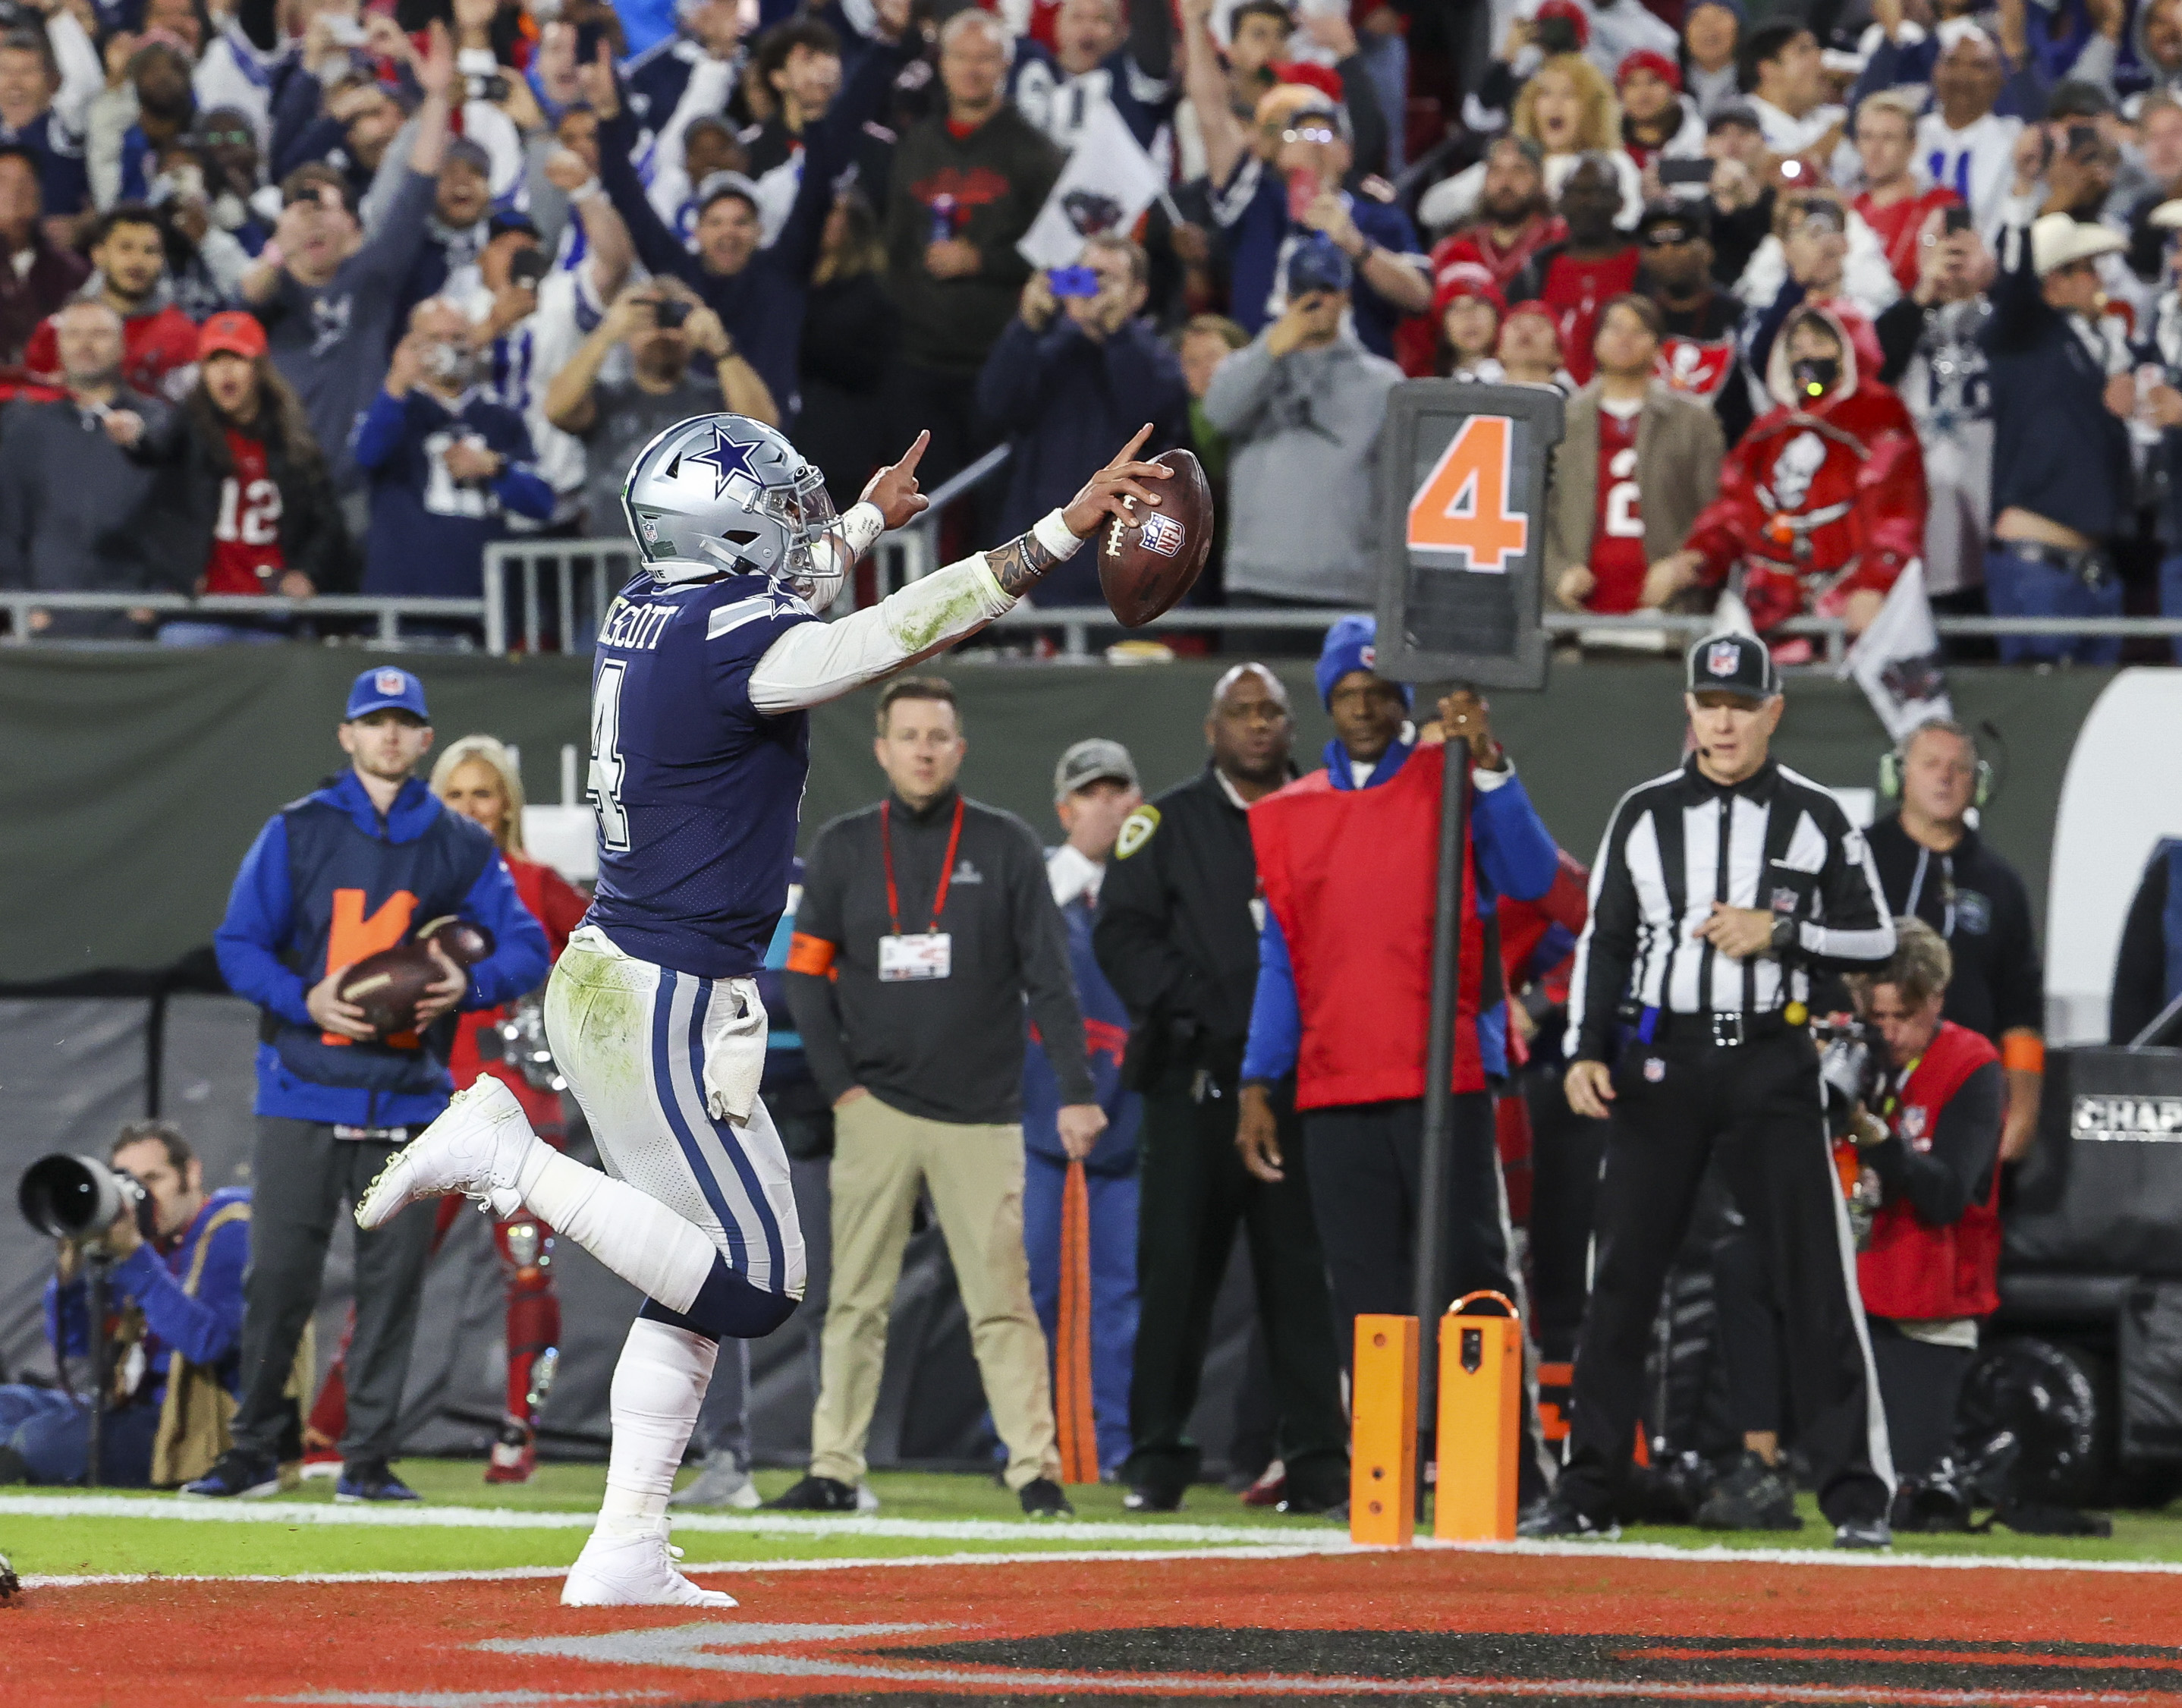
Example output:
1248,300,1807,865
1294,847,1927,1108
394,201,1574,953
337,915,496,1040
1097,448,1213,628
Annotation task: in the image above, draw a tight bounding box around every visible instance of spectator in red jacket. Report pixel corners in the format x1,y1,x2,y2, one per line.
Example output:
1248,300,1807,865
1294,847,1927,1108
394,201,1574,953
1655,303,1926,652
1508,153,1640,385
1429,136,1564,299
24,203,199,401
1851,91,1960,296
1434,262,1506,380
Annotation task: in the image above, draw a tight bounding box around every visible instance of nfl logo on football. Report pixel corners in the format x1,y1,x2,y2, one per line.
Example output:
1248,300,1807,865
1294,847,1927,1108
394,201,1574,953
1139,512,1185,559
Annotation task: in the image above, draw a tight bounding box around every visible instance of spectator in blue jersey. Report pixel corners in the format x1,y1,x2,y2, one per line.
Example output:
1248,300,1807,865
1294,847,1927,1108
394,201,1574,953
593,20,906,425
976,232,1190,604
198,666,547,1505
117,38,198,206
241,23,457,517
0,28,88,231
354,296,555,601
1011,0,1175,154
622,0,745,166
1179,0,1429,360
0,1124,247,1489
1022,739,1146,1480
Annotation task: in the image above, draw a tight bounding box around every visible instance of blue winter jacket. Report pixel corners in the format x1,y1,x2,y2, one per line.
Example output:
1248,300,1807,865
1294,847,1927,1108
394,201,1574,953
1023,878,1143,1174
215,769,551,1127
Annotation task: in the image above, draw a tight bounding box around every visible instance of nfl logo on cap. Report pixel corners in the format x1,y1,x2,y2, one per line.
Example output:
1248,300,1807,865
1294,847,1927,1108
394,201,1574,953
375,669,405,697
1706,641,1740,678
344,665,429,722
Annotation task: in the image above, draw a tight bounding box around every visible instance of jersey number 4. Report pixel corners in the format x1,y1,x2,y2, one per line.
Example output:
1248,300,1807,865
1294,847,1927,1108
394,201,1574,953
590,659,631,853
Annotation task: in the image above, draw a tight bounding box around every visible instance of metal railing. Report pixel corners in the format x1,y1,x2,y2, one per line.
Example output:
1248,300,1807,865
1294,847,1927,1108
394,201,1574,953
0,589,486,646
480,539,642,656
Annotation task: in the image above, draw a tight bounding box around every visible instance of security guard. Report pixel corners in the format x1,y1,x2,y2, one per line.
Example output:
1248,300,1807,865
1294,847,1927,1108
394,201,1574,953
1093,663,1350,1514
1527,633,1900,1547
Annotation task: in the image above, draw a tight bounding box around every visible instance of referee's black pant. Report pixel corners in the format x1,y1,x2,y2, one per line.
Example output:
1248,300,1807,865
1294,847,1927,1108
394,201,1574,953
1304,1091,1552,1505
1559,1026,1893,1527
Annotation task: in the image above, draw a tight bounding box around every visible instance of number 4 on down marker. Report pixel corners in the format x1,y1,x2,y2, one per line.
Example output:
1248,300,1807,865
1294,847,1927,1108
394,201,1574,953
1406,415,1528,573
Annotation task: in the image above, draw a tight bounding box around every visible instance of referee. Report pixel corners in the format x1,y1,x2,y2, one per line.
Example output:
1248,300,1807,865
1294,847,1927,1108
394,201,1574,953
1524,634,1899,1548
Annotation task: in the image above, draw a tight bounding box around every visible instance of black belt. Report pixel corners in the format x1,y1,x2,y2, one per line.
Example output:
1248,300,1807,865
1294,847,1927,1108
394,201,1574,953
1994,538,2111,585
1647,1010,1797,1049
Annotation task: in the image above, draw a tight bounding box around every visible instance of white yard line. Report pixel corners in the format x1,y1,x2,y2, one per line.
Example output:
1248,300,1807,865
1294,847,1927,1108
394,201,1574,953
20,1542,1348,1589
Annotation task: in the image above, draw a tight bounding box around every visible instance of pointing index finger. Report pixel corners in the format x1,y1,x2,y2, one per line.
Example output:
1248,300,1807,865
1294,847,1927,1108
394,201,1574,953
894,429,930,477
1104,423,1152,470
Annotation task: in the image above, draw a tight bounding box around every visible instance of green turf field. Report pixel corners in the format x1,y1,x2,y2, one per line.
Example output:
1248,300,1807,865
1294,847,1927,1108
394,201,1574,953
5,1462,2181,1580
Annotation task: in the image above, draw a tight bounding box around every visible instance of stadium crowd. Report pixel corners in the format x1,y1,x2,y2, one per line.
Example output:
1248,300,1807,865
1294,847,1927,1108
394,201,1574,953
0,0,2177,656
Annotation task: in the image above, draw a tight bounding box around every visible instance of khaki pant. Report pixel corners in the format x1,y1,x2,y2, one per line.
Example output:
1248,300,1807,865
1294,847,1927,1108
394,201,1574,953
808,1093,1060,1490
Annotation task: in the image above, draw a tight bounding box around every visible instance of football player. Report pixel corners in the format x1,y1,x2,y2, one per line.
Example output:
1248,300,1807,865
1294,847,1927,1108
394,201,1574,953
357,414,1167,1606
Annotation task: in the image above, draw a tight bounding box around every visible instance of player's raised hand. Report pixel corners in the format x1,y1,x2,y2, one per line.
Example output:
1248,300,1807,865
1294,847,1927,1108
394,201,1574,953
862,430,931,530
1061,424,1172,538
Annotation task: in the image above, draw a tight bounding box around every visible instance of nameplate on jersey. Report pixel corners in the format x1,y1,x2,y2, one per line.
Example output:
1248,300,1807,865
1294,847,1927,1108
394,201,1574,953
878,932,952,983
599,598,677,653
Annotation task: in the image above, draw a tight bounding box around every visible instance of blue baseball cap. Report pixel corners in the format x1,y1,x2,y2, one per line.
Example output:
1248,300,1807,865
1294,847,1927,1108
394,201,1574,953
344,665,430,722
1314,614,1412,709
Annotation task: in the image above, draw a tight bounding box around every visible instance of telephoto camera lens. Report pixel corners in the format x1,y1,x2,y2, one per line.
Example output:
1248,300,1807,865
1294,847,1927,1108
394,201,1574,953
17,1153,149,1239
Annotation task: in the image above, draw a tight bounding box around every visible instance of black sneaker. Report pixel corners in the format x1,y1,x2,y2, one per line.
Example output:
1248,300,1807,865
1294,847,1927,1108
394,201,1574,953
764,1473,859,1512
1018,1477,1074,1518
1516,1500,1621,1540
335,1459,420,1503
1834,1517,1893,1549
1695,1450,1803,1531
1123,1484,1183,1512
181,1446,281,1500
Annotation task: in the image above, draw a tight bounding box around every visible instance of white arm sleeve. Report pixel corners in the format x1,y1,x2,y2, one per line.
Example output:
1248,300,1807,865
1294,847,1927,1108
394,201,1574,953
746,557,1020,715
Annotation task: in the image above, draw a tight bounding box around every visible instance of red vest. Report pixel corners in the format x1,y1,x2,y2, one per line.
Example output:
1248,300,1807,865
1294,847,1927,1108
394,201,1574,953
1858,1021,2003,1322
1250,744,1492,1110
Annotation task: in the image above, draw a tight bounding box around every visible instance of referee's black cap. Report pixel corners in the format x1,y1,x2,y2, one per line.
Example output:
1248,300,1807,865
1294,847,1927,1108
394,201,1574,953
1685,631,1779,702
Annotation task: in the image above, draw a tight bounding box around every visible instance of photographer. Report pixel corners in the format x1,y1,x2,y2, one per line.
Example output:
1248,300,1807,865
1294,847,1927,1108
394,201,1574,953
1845,918,2004,1488
0,1124,247,1488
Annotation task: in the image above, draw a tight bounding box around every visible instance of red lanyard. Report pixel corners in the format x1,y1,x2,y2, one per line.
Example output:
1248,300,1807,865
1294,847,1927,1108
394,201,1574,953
880,796,965,936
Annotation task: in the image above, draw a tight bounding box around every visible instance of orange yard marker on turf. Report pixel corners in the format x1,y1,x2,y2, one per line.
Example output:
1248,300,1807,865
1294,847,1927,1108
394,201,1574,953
1434,1291,1521,1542
1350,1314,1418,1546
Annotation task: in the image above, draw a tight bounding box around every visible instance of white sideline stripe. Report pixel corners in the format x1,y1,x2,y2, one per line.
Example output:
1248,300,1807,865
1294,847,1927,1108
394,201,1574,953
20,1543,1346,1590
1416,1537,2182,1574
0,1493,1300,1545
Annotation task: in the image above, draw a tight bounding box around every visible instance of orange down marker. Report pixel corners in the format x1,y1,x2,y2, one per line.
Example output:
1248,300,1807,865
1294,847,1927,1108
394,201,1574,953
1348,1314,1418,1547
1434,1291,1522,1543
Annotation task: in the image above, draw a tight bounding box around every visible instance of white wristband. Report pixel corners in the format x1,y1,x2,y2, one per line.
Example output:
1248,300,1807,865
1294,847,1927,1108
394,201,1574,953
840,500,885,560
1033,508,1084,561
568,178,603,203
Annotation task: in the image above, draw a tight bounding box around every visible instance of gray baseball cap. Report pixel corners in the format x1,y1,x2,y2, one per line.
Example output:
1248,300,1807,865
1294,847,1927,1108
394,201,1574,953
1054,738,1138,802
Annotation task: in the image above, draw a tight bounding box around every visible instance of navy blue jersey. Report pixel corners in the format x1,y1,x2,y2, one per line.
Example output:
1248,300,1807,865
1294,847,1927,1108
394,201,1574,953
583,570,818,979
353,387,555,596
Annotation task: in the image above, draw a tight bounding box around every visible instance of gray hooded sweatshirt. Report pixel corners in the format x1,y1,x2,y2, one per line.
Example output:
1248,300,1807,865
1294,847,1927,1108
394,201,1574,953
1199,325,1401,605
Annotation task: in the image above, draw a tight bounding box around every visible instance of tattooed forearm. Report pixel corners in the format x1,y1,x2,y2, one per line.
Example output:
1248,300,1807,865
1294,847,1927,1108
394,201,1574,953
983,530,1061,597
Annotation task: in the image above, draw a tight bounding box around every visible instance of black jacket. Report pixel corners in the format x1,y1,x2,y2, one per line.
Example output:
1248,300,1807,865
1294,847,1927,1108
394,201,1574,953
1866,814,2042,1046
1093,763,1267,1087
141,405,355,595
786,787,1094,1125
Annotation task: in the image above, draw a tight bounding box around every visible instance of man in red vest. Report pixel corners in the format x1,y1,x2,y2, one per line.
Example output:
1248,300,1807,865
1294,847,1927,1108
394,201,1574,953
1235,615,1561,1504
1845,916,2003,1494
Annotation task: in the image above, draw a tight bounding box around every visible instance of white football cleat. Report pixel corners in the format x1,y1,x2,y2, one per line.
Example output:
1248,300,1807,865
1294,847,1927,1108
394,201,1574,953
354,1077,537,1231
561,1522,738,1608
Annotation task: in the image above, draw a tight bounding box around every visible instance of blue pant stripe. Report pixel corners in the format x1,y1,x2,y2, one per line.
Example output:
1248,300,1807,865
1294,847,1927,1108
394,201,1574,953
649,968,747,1273
687,977,788,1291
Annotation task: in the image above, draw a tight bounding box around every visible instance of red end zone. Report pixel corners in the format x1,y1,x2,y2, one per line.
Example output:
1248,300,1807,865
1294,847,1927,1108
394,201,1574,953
11,1549,2182,1705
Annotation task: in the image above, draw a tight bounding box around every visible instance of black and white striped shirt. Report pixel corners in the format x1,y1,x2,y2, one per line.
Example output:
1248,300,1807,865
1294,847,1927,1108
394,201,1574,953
1567,758,1896,1063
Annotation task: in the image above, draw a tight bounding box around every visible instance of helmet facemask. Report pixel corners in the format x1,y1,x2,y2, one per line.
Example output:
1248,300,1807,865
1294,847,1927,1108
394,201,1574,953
758,461,848,608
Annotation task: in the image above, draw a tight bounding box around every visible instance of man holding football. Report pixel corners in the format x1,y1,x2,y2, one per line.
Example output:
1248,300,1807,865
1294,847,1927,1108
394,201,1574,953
197,668,549,1505
357,418,1171,1607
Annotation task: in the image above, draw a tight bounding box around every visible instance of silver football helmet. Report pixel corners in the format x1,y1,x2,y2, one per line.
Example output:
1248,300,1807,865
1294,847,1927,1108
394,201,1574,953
621,414,849,605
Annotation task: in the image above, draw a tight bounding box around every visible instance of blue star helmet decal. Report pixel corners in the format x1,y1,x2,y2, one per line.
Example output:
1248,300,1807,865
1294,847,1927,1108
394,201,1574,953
684,424,765,499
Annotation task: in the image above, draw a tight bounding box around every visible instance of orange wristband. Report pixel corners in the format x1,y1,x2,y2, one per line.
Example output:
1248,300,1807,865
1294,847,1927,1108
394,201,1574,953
2001,1033,2045,1074
785,932,837,976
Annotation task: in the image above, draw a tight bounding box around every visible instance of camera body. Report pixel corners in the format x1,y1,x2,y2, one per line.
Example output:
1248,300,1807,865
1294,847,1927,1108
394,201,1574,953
18,1154,155,1242
1814,1013,1888,1138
